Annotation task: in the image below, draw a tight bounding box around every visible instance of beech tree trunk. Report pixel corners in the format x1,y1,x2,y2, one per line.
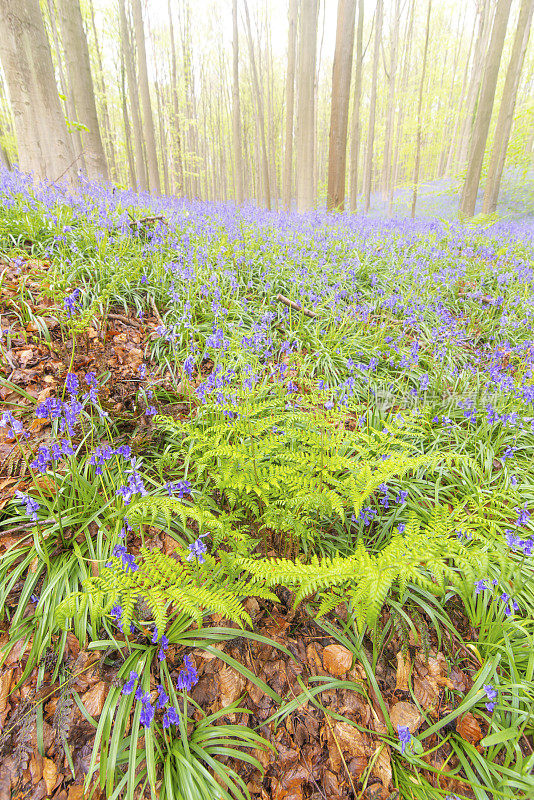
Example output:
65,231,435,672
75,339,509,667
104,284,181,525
243,0,271,210
327,0,356,211
411,0,432,218
132,0,160,194
381,0,401,200
46,0,85,174
349,0,364,212
460,0,511,218
57,0,107,180
363,0,383,213
296,0,318,212
232,0,244,204
389,0,415,212
0,0,77,185
120,50,136,188
119,0,147,191
482,0,534,214
167,0,183,196
282,0,298,209
88,0,117,180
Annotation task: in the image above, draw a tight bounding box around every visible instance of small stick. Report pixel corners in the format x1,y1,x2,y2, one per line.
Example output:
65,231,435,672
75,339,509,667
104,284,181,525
275,293,318,319
107,313,141,328
150,297,164,327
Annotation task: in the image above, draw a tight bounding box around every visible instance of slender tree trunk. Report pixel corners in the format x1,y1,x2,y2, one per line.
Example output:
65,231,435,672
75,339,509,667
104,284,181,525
243,0,271,209
282,0,298,209
444,7,475,175
349,0,364,212
363,0,383,213
389,0,415,212
131,0,160,193
460,0,512,217
46,0,85,173
232,0,244,204
167,0,183,195
411,0,432,218
327,0,356,211
456,0,494,169
296,0,318,211
381,0,400,199
0,0,77,185
120,50,136,188
482,0,534,214
88,0,117,180
181,2,199,198
119,0,147,191
57,0,107,180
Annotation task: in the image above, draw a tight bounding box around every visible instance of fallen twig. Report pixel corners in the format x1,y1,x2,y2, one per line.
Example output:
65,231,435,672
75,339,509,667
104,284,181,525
275,293,319,319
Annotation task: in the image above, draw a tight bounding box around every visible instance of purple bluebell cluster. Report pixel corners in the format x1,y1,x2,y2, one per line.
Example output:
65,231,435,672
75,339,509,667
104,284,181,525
121,655,198,729
14,490,40,521
397,725,412,754
186,533,208,564
483,684,498,713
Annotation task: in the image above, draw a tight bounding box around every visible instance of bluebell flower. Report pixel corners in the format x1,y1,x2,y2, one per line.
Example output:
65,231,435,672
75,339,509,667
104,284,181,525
110,604,124,632
122,671,139,695
162,706,180,728
65,372,79,395
176,655,198,691
397,725,412,754
483,684,497,713
156,685,169,710
14,491,40,521
186,533,208,564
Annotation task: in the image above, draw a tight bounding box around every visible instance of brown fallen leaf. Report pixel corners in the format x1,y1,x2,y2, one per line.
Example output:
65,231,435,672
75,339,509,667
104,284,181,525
327,720,369,772
456,712,483,745
80,681,109,718
29,750,44,785
323,644,353,676
389,701,422,733
395,651,411,691
67,786,86,800
0,669,13,727
413,676,439,710
371,743,392,794
42,757,58,794
219,665,246,709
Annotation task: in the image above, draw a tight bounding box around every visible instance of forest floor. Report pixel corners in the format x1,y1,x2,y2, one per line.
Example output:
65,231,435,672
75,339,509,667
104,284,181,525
0,174,534,800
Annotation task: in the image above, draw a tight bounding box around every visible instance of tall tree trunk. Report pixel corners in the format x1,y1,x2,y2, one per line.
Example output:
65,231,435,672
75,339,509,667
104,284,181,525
349,0,364,212
363,0,383,213
282,0,298,209
444,7,475,175
243,0,271,210
232,0,244,204
411,0,432,218
482,0,534,214
456,0,494,169
120,50,136,188
0,0,77,185
46,0,85,174
326,0,356,211
119,0,147,191
296,0,318,212
88,0,117,180
389,0,415,212
460,0,511,218
181,2,198,198
167,0,183,196
131,0,160,193
57,0,108,180
381,0,400,199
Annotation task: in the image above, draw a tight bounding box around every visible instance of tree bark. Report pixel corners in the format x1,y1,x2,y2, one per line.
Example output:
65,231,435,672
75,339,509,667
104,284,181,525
363,0,383,213
88,0,117,180
482,0,534,214
0,0,77,185
120,49,137,188
460,0,512,218
57,0,108,180
232,0,244,204
119,0,147,191
243,0,271,210
349,0,364,212
381,0,400,200
411,0,432,218
46,0,85,174
296,0,318,212
389,0,415,212
282,0,298,209
167,0,183,195
131,0,160,194
326,0,356,211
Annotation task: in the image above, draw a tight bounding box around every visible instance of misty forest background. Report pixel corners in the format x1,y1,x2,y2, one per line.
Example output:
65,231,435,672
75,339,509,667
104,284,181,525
0,0,533,219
